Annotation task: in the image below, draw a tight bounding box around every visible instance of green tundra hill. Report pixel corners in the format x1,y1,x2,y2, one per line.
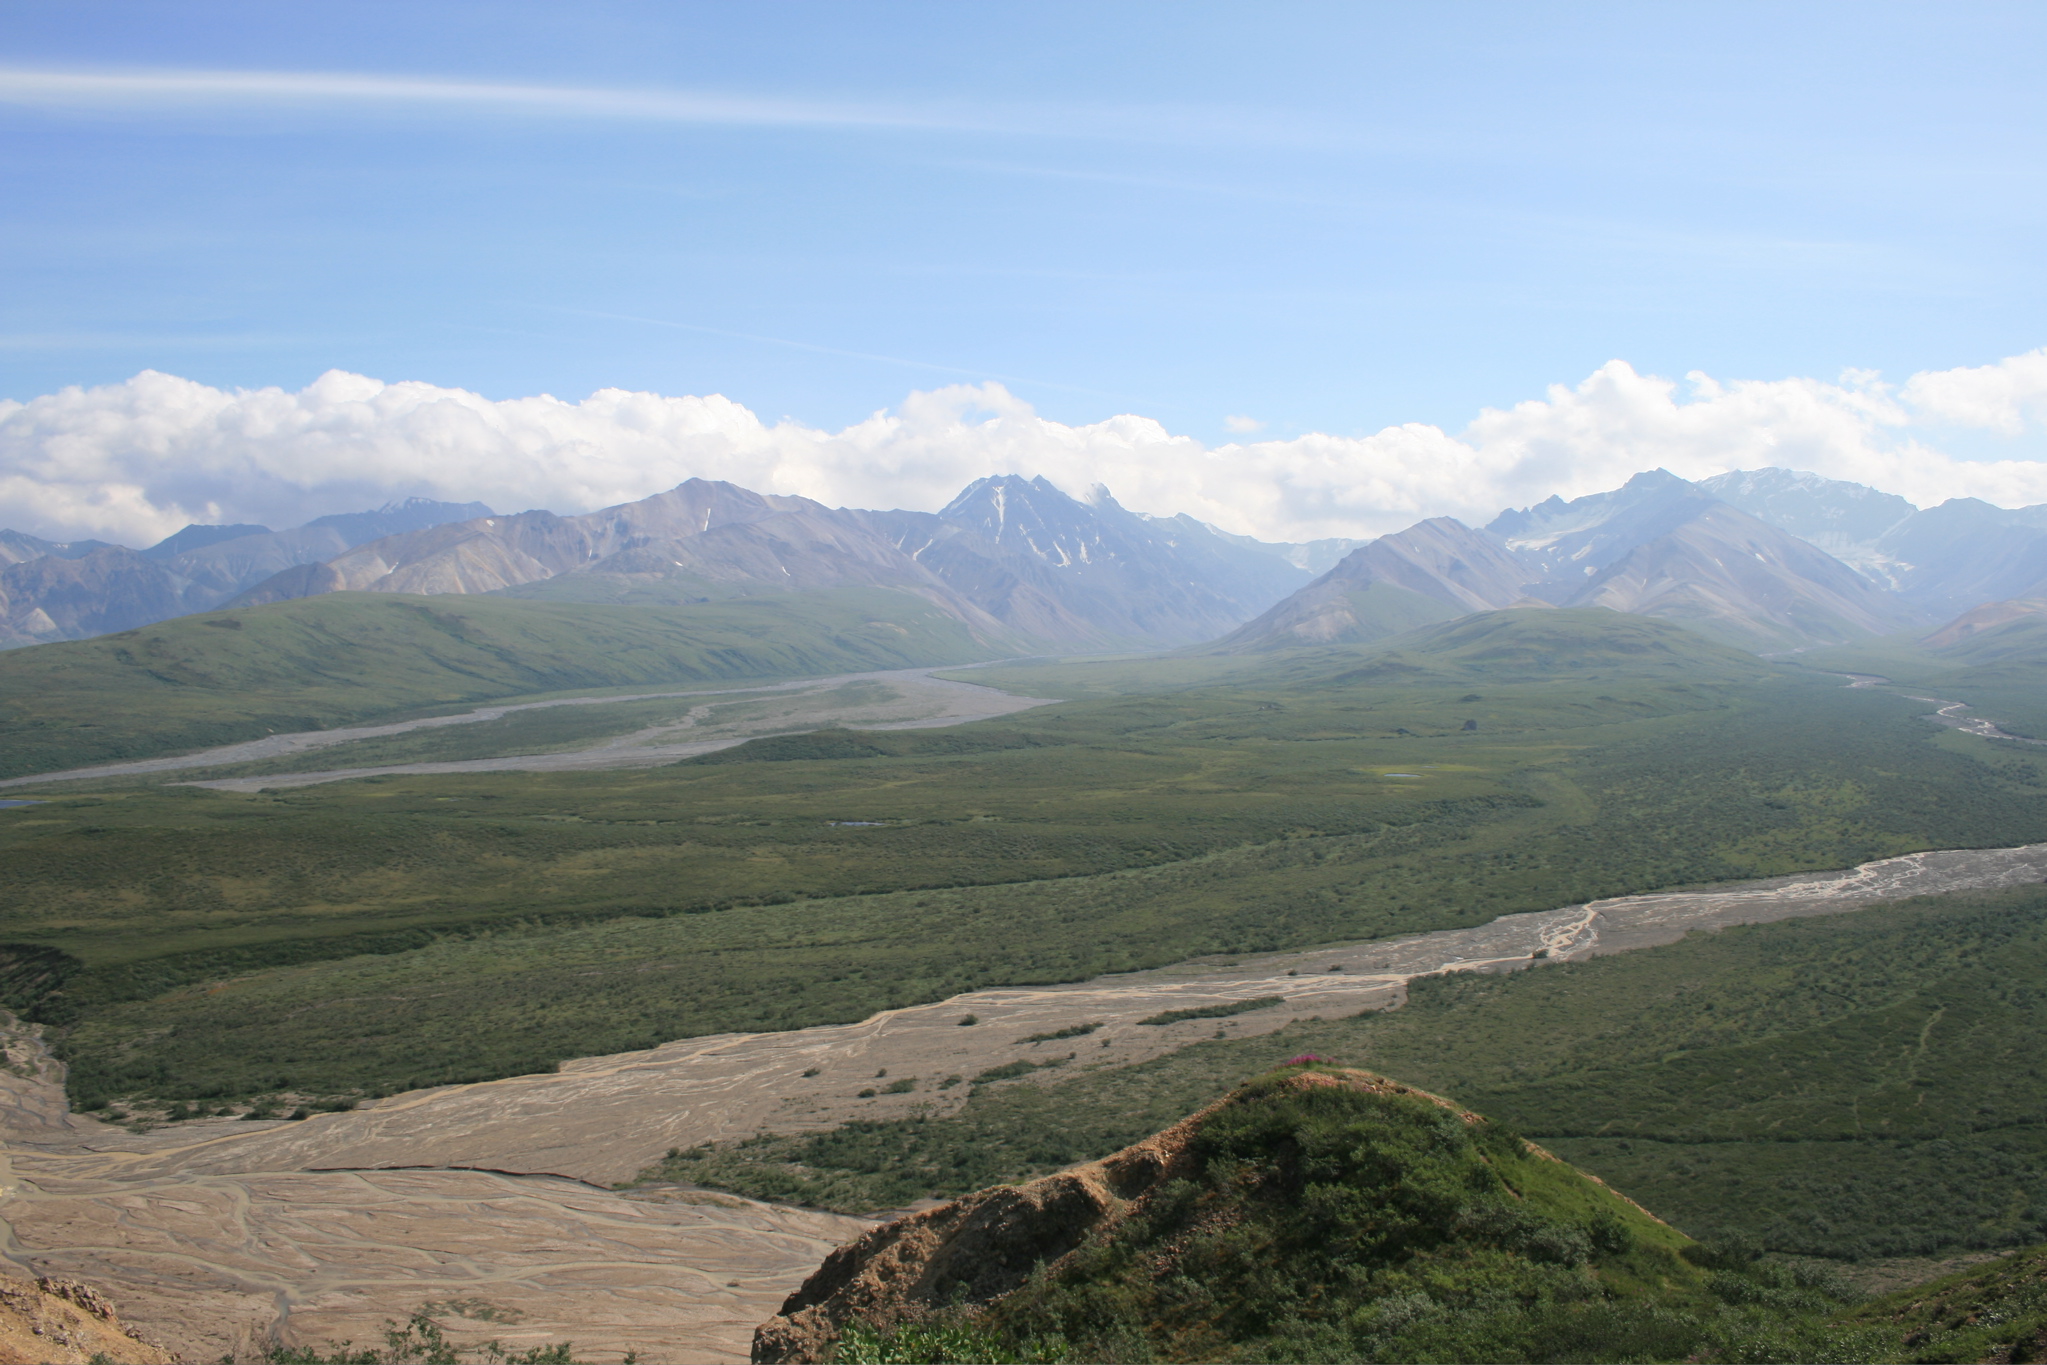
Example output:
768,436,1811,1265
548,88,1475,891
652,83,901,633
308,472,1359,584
0,585,997,779
794,1063,1898,1365
1313,607,1771,686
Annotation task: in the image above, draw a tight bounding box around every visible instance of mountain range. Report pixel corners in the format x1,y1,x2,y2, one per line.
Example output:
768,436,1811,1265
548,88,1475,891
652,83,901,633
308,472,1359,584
8,465,2047,656
0,498,490,647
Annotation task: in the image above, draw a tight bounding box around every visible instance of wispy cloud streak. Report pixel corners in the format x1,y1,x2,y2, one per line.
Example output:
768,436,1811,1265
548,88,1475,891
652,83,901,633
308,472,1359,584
0,66,1295,145
0,66,940,129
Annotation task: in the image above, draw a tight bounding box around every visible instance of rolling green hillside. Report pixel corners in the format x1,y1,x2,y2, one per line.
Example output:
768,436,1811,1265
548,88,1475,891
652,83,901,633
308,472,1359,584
1317,606,1769,685
780,1065,1892,1365
0,586,997,779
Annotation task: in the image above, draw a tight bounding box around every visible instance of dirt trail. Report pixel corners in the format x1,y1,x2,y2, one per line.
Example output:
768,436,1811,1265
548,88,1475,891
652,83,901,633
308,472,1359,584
0,665,1057,792
4,840,2044,1361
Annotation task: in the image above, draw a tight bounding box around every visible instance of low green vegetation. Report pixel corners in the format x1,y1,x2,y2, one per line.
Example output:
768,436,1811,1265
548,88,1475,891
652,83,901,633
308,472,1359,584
0,584,994,779
1019,1023,1100,1043
260,1310,580,1364
1136,997,1287,1026
1840,1242,2047,1363
6,614,2047,1108
1803,623,2047,741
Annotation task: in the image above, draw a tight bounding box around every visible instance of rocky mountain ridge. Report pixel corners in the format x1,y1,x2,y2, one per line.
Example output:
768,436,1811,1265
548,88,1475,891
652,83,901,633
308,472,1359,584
230,474,1321,649
1226,469,1947,652
9,464,2047,654
0,498,489,647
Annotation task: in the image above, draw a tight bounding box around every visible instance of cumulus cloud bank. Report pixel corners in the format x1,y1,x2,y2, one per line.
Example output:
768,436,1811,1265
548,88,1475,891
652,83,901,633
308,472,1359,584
5,351,2047,547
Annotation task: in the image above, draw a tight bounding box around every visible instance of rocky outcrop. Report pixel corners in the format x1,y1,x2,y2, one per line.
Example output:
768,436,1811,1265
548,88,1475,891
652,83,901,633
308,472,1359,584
0,1274,174,1364
751,1107,1203,1363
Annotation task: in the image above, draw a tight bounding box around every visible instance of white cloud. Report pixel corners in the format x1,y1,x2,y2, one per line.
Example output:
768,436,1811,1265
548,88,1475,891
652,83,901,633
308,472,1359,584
1222,415,1264,434
1899,347,2047,436
5,351,2047,547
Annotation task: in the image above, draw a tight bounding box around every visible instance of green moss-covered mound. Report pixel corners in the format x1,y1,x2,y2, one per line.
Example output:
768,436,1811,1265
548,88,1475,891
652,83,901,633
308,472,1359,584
757,1064,1885,1364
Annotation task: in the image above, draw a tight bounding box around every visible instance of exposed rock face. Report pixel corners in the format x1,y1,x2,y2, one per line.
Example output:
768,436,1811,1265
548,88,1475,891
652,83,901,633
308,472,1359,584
1875,497,2047,619
0,1274,174,1364
751,1100,1204,1364
1489,470,1721,586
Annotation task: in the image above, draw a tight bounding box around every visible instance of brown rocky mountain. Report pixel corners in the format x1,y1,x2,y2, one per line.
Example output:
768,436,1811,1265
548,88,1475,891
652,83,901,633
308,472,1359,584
235,475,1319,649
11,466,2030,656
1873,497,2047,618
0,499,490,647
1227,472,1927,654
0,547,188,647
1922,595,2047,651
1211,517,1535,651
1571,501,1922,650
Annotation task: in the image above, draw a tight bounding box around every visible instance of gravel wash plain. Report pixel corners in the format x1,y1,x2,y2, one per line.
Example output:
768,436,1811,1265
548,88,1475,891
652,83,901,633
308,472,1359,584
0,666,1059,793
2,841,2044,1362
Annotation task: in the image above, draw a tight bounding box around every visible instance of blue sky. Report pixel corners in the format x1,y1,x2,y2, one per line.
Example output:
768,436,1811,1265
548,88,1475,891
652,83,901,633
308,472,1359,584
5,0,2043,448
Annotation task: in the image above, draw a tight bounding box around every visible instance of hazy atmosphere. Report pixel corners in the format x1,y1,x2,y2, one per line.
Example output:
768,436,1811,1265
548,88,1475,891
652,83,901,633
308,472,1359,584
6,7,2047,1365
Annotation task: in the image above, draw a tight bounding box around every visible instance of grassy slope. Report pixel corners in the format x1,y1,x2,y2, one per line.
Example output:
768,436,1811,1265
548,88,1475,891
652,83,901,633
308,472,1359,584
660,886,2047,1269
1841,1243,2047,1363
0,585,996,779
989,1068,1727,1365
838,1066,1889,1365
16,612,2047,1106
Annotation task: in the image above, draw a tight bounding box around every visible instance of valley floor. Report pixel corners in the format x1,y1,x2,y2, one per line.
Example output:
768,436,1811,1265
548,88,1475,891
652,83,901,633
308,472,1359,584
0,665,1058,793
3,841,2043,1362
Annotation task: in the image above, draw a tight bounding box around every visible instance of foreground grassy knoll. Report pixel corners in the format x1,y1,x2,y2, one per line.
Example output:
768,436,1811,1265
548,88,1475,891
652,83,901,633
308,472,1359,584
651,885,2047,1272
6,611,2047,1109
0,585,997,779
762,1062,1896,1365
